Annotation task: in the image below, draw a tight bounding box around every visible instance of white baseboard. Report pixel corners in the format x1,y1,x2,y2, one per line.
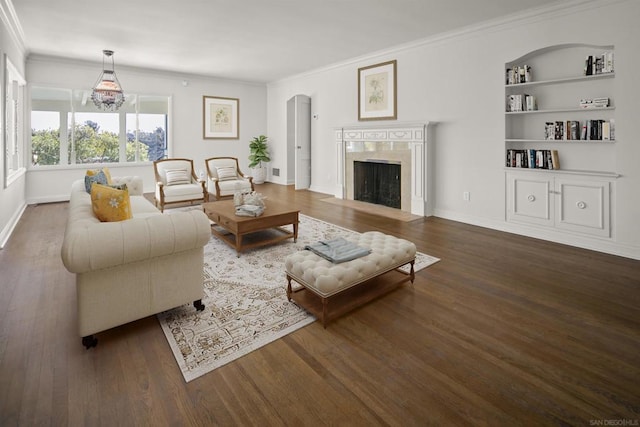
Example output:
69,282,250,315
260,179,335,196
434,208,640,261
27,194,70,205
0,202,28,249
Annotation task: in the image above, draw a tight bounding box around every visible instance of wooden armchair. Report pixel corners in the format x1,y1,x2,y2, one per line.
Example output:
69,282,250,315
205,157,254,200
153,158,208,212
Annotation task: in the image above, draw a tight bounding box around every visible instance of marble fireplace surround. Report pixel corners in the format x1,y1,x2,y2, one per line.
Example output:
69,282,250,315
335,122,434,217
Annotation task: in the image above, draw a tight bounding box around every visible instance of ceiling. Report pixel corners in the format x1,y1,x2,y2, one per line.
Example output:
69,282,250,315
12,0,565,83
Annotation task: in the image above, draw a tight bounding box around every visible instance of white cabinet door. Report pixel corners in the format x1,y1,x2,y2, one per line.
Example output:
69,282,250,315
556,178,610,237
506,171,612,238
507,172,553,226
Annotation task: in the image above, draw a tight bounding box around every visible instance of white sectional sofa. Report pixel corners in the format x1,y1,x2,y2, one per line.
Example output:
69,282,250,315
61,176,211,348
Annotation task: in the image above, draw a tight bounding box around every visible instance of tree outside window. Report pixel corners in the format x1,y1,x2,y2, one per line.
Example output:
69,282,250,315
30,87,167,166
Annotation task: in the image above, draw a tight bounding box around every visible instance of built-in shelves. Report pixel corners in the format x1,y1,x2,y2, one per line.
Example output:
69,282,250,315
504,44,618,240
505,44,616,173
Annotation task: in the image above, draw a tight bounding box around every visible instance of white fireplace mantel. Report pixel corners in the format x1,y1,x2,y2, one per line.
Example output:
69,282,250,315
335,122,435,216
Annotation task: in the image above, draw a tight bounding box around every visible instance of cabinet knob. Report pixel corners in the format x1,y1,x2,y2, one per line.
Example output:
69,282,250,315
527,194,536,202
576,201,587,209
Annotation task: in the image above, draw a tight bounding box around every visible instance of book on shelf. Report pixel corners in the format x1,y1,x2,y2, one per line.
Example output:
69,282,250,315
580,97,609,109
560,120,580,140
551,150,560,170
605,51,614,73
569,121,580,140
602,122,611,141
506,149,559,170
536,150,544,168
554,121,564,140
506,94,537,112
506,65,532,85
545,122,555,140
585,52,614,76
542,119,613,141
609,119,615,140
595,120,603,140
507,94,520,112
586,119,612,140
529,149,536,168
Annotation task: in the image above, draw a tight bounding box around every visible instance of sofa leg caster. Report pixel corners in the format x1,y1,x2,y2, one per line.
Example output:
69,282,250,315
82,335,98,349
193,299,205,311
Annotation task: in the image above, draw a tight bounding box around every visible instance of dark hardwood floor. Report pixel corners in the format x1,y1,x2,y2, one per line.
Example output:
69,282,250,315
1,183,639,426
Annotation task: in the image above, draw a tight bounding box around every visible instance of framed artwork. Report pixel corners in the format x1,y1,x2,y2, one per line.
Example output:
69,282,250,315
203,96,239,139
358,60,397,121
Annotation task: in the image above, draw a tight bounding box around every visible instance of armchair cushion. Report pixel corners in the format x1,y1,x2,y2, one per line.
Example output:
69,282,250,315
216,166,238,181
166,168,191,186
90,183,133,222
161,183,205,201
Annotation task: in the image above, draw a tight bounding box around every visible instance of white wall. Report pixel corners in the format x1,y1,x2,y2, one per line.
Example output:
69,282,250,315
0,0,27,248
25,56,267,202
3,0,638,259
267,0,640,259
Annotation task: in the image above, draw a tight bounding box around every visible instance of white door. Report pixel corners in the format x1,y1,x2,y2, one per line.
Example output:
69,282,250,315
289,95,311,190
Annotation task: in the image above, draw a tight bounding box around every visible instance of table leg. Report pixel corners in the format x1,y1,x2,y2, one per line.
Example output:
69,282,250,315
322,297,328,328
293,221,298,242
286,276,292,301
235,234,242,257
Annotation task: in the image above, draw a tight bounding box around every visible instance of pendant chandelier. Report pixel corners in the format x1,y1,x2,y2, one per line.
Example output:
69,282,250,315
91,50,125,111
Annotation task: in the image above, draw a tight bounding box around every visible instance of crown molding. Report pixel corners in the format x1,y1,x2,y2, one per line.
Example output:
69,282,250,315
268,0,626,87
0,0,25,52
26,53,266,88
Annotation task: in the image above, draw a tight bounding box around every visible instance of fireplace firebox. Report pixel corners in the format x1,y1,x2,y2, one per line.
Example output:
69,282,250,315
354,160,401,209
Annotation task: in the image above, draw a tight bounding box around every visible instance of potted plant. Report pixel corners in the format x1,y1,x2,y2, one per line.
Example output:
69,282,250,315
248,134,271,184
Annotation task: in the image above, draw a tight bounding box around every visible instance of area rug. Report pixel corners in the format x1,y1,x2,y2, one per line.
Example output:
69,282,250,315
157,213,440,382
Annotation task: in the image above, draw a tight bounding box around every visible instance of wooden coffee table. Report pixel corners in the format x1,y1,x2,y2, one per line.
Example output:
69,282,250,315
202,199,299,256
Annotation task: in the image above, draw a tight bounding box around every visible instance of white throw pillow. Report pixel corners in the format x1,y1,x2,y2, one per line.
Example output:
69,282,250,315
216,166,237,181
165,169,191,186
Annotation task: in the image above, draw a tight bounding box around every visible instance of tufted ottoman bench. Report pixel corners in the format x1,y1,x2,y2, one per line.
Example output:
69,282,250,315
285,231,416,327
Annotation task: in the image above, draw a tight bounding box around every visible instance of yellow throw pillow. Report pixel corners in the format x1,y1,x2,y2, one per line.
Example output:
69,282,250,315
91,183,132,222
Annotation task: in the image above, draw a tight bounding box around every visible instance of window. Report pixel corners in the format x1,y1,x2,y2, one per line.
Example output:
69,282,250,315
71,112,120,164
31,111,60,165
30,87,169,166
30,87,70,167
4,56,26,186
125,95,168,162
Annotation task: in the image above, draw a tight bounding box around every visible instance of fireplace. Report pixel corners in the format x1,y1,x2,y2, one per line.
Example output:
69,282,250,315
335,122,434,216
354,160,401,209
